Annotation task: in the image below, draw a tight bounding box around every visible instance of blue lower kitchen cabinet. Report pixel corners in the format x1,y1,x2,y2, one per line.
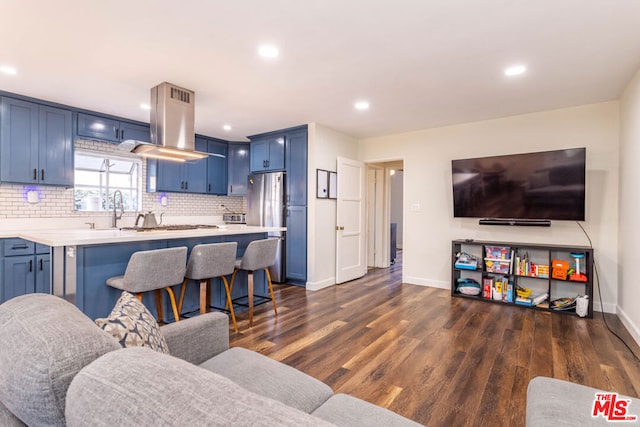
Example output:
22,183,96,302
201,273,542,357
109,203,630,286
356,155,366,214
0,97,73,186
35,254,51,294
0,239,50,303
285,205,307,284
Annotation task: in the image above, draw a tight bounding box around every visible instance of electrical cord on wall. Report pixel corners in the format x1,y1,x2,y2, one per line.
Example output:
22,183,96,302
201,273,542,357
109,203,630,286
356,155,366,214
576,221,640,363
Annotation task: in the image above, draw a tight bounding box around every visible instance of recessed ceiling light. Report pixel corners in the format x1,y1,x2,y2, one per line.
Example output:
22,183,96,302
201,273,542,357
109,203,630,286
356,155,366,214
0,65,17,75
140,103,151,110
504,64,527,77
258,44,279,58
223,124,232,131
354,101,370,111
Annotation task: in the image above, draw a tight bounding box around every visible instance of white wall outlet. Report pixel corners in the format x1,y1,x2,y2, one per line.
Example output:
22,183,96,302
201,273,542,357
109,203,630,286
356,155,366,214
411,203,421,212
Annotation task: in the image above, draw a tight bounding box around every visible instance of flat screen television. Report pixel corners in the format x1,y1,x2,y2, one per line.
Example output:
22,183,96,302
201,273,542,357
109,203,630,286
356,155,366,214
451,148,586,221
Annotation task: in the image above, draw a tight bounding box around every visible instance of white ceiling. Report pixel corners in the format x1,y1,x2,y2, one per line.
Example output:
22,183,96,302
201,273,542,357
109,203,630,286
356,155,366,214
2,0,640,141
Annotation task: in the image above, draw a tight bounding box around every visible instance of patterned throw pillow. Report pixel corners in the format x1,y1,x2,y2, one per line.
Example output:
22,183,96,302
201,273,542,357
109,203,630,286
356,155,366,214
95,291,170,354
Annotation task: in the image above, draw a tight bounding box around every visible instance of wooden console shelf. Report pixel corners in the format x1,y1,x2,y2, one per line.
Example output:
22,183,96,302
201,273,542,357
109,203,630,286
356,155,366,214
451,239,593,318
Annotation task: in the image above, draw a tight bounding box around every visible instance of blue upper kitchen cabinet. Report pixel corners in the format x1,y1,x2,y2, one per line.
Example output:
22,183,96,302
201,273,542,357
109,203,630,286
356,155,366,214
184,139,207,193
204,138,228,195
77,112,150,144
153,157,184,192
227,142,250,195
285,128,308,206
0,97,73,186
249,136,285,172
148,140,207,193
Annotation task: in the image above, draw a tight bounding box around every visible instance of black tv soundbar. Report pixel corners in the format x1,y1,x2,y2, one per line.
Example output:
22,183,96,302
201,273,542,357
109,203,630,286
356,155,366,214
478,218,551,227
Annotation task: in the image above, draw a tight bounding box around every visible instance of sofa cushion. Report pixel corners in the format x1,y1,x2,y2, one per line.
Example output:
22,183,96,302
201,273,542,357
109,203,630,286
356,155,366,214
526,376,640,426
0,294,120,427
65,347,334,427
161,311,230,364
312,394,422,427
0,401,26,427
95,291,169,354
200,346,334,413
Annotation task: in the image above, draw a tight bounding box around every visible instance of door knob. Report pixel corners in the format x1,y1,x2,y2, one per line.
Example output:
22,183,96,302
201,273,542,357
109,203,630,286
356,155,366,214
336,226,345,231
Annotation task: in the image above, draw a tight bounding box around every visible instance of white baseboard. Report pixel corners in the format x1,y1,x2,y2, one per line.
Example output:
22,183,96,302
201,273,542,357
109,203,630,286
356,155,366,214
402,276,450,290
306,277,336,291
593,301,617,314
616,305,640,348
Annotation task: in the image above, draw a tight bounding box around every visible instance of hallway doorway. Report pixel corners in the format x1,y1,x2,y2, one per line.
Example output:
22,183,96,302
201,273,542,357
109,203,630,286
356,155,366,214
366,160,404,272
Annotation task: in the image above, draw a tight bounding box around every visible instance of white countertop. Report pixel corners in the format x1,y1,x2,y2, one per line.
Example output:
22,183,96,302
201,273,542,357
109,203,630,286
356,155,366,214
5,225,285,247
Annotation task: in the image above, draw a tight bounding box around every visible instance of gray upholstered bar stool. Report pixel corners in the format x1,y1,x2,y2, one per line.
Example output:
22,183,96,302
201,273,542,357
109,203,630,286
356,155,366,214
177,242,238,332
228,238,279,327
106,246,188,324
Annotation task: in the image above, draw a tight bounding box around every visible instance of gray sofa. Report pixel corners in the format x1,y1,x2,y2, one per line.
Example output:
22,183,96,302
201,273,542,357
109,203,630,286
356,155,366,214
527,376,640,426
0,294,420,426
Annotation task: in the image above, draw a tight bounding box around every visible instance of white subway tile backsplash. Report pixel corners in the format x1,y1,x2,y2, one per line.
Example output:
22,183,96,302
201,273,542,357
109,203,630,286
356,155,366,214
0,139,247,222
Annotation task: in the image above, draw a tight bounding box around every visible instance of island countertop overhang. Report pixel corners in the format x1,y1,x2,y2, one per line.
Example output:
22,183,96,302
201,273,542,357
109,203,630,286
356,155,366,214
12,225,286,247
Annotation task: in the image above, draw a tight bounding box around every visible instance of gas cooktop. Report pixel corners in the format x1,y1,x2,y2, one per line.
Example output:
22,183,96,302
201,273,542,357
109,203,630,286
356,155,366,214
120,224,219,232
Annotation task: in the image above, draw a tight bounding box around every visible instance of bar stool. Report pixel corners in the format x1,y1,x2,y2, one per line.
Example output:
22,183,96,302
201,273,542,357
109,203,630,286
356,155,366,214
177,242,238,332
228,238,279,327
106,246,187,324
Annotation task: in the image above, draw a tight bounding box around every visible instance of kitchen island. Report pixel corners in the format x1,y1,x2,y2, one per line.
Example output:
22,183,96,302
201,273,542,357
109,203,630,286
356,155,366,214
14,225,285,321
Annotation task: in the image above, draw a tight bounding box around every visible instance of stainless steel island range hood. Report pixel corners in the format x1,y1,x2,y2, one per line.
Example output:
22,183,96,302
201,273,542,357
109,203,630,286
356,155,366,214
120,82,209,162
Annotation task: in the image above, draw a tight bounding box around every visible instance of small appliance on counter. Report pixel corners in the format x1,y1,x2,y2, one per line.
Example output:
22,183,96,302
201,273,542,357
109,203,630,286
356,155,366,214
223,213,246,224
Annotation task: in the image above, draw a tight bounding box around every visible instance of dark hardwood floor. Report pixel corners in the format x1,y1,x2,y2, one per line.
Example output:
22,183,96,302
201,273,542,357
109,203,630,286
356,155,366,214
229,251,640,426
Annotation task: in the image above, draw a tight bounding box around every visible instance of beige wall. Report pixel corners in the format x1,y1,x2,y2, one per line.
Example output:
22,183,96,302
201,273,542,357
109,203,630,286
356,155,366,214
306,123,359,290
358,102,620,312
619,67,640,343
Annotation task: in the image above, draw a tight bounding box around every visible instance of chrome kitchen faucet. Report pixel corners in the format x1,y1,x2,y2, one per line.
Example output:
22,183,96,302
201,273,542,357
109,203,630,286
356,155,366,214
112,190,124,228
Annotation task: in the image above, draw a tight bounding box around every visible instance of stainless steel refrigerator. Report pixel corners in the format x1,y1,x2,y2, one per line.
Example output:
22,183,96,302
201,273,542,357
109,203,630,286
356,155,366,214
246,172,286,283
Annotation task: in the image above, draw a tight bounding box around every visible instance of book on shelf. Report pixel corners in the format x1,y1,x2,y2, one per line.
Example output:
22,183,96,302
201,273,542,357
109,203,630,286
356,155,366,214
514,292,548,307
509,250,515,274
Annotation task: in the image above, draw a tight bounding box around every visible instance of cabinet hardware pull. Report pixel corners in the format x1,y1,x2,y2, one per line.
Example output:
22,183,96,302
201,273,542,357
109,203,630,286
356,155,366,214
39,259,43,271
29,260,33,272
185,181,188,190
229,185,232,193
33,169,37,180
41,169,44,181
11,244,28,250
120,129,124,139
208,184,211,192
115,129,119,139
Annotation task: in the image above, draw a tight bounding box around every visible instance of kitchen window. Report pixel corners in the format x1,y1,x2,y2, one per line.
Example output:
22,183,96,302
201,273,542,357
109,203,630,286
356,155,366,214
74,150,141,211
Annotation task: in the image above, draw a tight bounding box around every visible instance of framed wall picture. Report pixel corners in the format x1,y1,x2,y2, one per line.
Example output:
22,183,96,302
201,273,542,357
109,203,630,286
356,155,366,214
316,169,328,198
328,171,337,199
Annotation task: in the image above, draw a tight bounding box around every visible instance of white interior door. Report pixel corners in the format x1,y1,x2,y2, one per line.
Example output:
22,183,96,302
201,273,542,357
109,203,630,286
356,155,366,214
336,157,367,284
